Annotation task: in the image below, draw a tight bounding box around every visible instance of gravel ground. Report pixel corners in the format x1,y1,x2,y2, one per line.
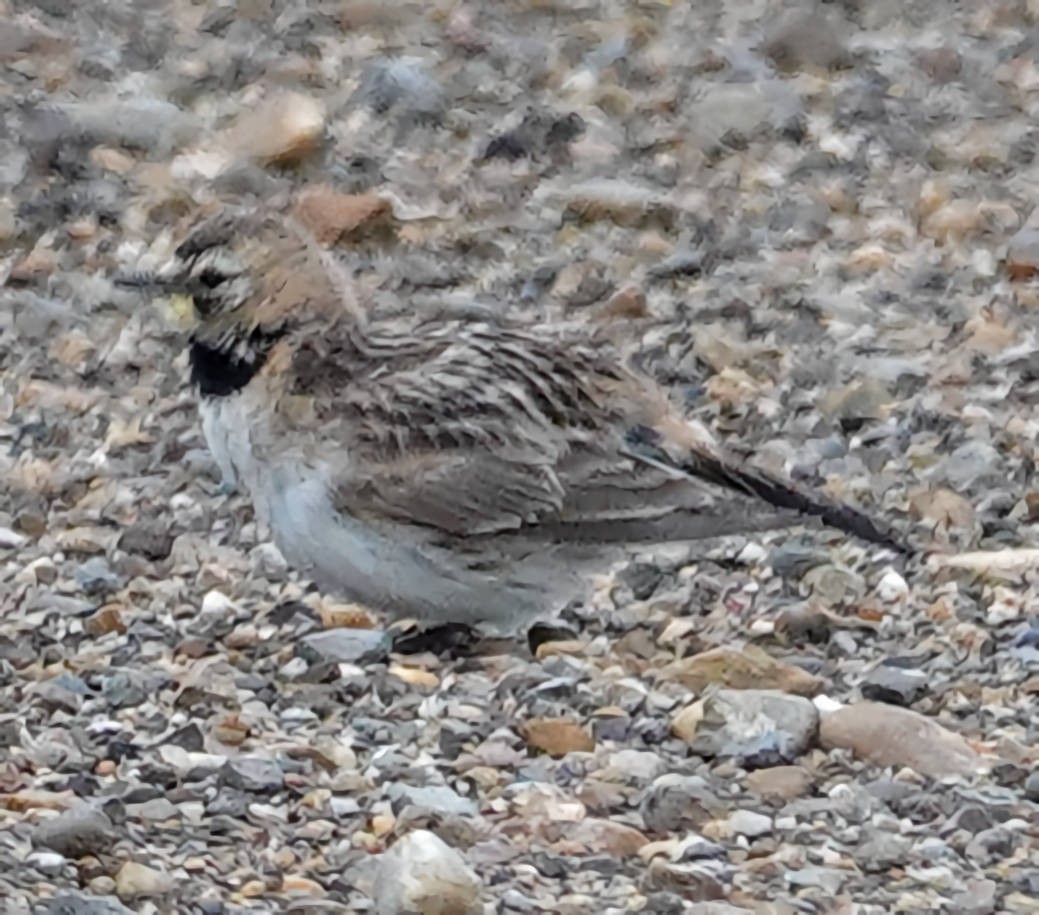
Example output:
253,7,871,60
2,1,1039,912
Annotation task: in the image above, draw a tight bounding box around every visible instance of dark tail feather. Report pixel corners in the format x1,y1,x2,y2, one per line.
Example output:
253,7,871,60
679,448,907,552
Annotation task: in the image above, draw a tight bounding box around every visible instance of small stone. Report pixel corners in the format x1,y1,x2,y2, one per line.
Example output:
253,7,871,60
774,605,832,644
949,878,998,915
35,892,135,915
298,628,390,664
745,765,814,801
292,186,392,245
387,783,478,817
27,850,67,874
860,665,927,706
917,46,962,83
819,703,984,779
726,810,773,838
551,178,675,228
220,757,284,793
687,84,789,153
603,749,667,784
1023,770,1039,801
0,526,28,549
223,91,325,166
58,97,197,153
854,833,913,872
118,520,173,560
662,645,824,696
556,818,648,857
1007,225,1039,280
354,57,444,120
33,806,114,859
681,688,819,767
785,866,846,894
85,606,127,637
373,829,481,915
762,12,850,71
875,568,909,603
115,861,174,900
598,285,648,322
522,718,594,757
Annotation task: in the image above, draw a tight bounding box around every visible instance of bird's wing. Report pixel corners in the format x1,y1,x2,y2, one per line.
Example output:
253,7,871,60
288,319,746,540
286,318,902,549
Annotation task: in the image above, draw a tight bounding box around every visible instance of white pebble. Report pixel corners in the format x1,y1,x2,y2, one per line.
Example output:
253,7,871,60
876,568,909,603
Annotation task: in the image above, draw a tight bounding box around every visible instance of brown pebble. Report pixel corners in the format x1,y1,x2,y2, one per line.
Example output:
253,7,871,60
522,717,595,757
745,765,814,801
917,46,962,82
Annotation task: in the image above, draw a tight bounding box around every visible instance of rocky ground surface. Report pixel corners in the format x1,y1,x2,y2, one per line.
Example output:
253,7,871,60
3,0,1039,912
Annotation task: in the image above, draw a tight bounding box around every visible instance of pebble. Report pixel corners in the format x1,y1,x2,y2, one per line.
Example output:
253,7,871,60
860,665,928,706
298,628,391,664
35,893,136,915
1008,225,1039,280
114,861,174,900
387,783,478,817
373,829,482,915
725,810,773,838
745,765,814,801
223,91,326,166
220,757,284,793
353,57,444,119
682,688,819,767
522,717,595,757
762,11,850,71
292,186,392,246
819,703,984,779
663,645,823,695
854,833,913,872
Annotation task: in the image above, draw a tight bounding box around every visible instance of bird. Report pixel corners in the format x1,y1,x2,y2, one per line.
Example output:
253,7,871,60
124,205,902,635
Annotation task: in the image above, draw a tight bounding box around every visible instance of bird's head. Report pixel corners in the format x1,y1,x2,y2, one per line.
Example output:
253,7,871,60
120,206,345,340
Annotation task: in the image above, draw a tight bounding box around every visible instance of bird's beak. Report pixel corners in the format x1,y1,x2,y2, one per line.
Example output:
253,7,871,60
115,261,198,329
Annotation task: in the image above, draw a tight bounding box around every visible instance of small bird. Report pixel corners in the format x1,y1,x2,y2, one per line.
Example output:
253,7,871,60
127,206,901,634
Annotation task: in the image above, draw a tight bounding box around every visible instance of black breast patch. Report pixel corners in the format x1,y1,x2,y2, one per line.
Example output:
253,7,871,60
189,330,282,397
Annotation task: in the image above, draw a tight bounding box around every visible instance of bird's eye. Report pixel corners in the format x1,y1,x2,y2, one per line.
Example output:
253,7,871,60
198,267,226,289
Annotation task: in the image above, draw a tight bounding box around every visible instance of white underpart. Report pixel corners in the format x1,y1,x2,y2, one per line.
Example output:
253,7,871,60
199,396,255,495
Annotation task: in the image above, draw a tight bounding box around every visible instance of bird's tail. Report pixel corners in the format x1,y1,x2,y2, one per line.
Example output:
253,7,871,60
626,420,906,552
676,447,906,552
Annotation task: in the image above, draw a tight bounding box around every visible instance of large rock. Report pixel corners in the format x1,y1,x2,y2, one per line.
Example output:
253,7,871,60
819,703,985,779
677,688,819,767
373,829,481,915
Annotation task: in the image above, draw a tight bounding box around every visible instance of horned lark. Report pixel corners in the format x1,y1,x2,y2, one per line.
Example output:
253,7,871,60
129,206,901,633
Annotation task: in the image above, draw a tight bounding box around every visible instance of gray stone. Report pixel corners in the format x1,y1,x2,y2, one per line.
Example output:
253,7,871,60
220,756,284,793
854,833,912,872
1024,769,1039,802
727,810,772,838
604,749,668,784
74,557,121,594
298,628,390,664
33,893,135,915
860,665,928,706
762,11,851,72
32,806,114,859
387,783,478,817
687,82,803,153
785,866,847,893
354,58,444,120
689,688,819,767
